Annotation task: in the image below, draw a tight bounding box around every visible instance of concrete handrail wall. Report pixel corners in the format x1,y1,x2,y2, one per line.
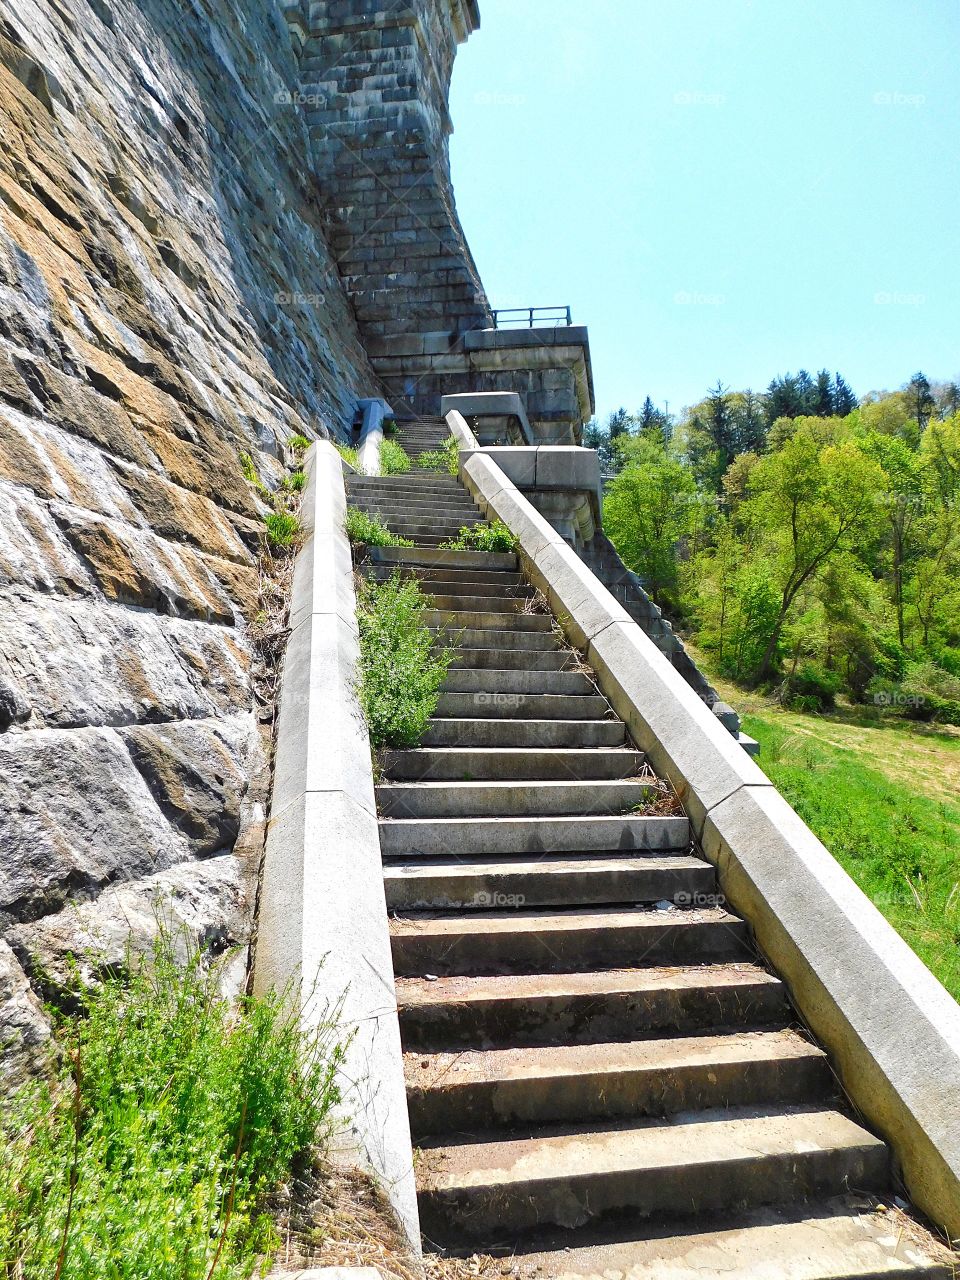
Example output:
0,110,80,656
356,397,392,475
456,442,960,1237
254,441,419,1248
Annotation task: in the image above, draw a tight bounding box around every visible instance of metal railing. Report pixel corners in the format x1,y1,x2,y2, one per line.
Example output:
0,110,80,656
492,305,572,329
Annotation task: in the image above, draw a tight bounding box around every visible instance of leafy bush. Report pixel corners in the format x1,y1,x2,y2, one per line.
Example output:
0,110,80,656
287,433,312,455
0,930,346,1278
344,507,413,548
439,520,517,553
283,469,307,493
379,439,410,475
416,436,460,475
900,663,960,724
356,573,455,748
779,662,841,711
264,510,301,550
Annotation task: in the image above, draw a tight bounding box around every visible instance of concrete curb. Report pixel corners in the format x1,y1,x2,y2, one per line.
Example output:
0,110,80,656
454,443,960,1237
254,442,420,1250
356,398,392,475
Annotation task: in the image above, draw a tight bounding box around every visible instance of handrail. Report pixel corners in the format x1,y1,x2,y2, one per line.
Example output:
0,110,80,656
492,305,572,329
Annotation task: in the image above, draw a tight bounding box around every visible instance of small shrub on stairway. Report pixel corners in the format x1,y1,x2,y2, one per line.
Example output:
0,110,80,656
416,435,460,475
439,520,518,553
356,572,455,748
334,442,361,469
344,507,414,548
379,438,411,475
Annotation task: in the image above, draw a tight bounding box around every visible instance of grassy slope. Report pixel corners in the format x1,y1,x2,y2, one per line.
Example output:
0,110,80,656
695,658,960,1000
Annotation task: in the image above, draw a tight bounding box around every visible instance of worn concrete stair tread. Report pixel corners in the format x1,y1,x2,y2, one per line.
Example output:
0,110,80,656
425,608,553,631
449,648,574,671
383,852,713,910
499,1199,955,1279
381,746,644,781
415,1105,889,1239
370,546,517,569
378,813,689,856
430,627,561,651
377,777,661,819
405,1029,831,1131
389,905,747,975
421,718,628,748
435,693,611,721
440,669,594,695
396,962,792,1048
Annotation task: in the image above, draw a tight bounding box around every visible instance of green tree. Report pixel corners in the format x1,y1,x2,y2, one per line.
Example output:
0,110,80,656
743,429,885,680
603,435,700,609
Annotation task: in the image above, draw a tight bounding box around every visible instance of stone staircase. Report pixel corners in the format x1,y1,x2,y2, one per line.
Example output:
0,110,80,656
345,420,951,1278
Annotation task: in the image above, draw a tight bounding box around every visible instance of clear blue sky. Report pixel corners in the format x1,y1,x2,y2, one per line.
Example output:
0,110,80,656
449,0,960,422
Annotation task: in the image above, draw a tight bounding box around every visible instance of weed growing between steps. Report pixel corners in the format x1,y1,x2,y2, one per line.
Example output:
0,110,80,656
379,438,411,474
416,436,460,475
439,521,518,553
0,931,346,1278
356,572,455,748
344,506,414,548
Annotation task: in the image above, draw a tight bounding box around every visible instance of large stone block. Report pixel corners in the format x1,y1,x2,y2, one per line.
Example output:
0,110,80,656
0,727,193,924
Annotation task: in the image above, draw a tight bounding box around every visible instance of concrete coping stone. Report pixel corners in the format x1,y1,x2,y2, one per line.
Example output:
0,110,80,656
254,442,420,1250
356,397,393,476
455,444,960,1237
440,391,534,443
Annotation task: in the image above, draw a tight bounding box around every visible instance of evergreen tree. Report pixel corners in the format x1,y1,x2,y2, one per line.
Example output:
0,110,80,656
908,371,935,432
832,373,858,416
814,369,834,417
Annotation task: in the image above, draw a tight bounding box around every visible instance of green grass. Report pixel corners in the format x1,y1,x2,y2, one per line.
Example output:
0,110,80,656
287,433,312,455
334,443,360,470
282,469,307,493
356,572,455,748
744,710,960,998
439,520,517,553
264,509,301,550
344,507,413,548
0,930,346,1278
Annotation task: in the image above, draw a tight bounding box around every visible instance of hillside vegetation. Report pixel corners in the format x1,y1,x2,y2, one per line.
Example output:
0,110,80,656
594,373,960,998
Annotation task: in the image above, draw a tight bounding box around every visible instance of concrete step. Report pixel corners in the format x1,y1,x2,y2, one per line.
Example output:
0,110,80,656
405,1030,832,1135
435,692,610,720
416,1106,889,1243
379,813,689,857
367,567,525,588
426,593,537,614
377,778,659,819
348,475,463,492
369,546,517,571
389,905,747,976
441,669,595,696
494,1199,954,1279
351,500,482,521
431,627,559,651
381,746,644,781
449,648,572,671
396,963,793,1050
374,520,483,539
421,718,627,748
382,852,713,910
426,609,552,632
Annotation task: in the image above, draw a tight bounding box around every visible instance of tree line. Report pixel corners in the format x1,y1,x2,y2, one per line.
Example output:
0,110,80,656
592,371,960,718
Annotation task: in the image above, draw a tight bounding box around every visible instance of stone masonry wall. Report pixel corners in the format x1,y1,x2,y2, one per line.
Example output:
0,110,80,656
0,0,384,1082
288,0,491,346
